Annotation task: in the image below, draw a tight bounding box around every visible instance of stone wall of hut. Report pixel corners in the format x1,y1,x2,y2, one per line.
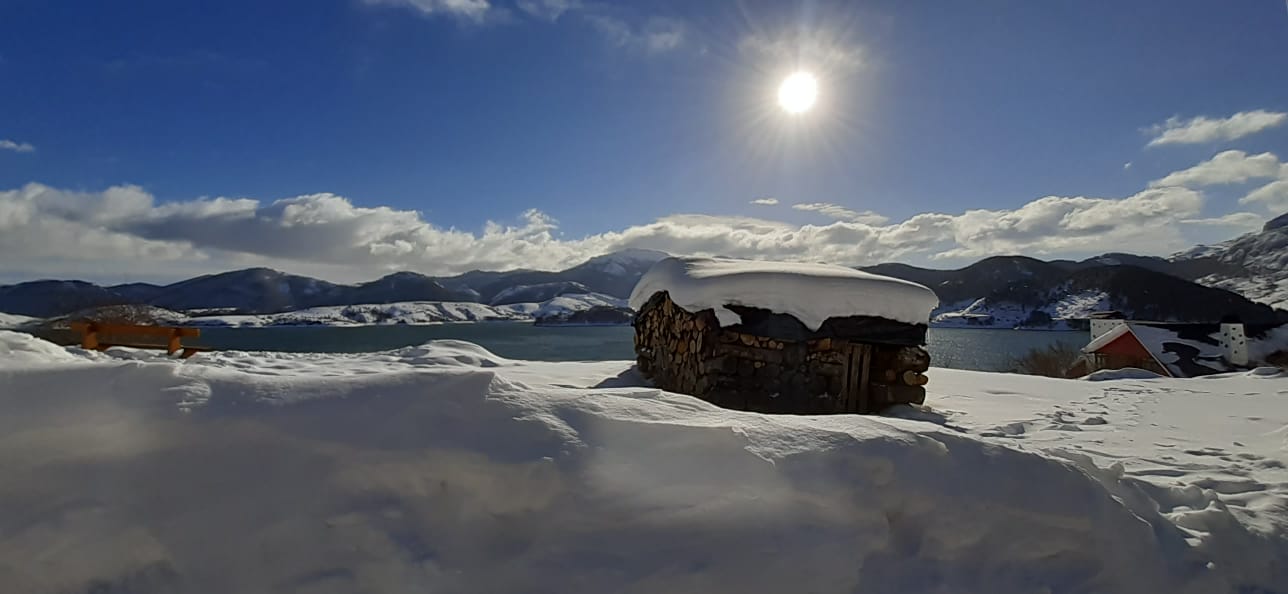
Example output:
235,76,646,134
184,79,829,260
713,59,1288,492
633,292,930,414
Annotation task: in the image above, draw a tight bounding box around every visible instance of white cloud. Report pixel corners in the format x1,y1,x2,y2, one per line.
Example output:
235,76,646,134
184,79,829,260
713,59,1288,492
750,198,778,206
1123,162,1132,170
1242,180,1288,213
364,0,687,56
0,178,1222,284
1150,150,1282,188
791,202,889,225
929,188,1203,261
738,32,864,73
1149,150,1288,215
1146,110,1288,147
0,139,35,153
363,0,492,22
515,0,579,21
586,15,685,53
1181,212,1266,231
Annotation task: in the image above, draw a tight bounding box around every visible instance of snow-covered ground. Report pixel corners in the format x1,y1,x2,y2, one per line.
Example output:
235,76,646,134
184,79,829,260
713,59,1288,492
0,312,35,328
186,293,626,327
1,330,1286,593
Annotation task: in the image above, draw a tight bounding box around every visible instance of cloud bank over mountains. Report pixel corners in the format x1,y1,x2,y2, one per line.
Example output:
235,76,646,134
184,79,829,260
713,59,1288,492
1,145,1276,283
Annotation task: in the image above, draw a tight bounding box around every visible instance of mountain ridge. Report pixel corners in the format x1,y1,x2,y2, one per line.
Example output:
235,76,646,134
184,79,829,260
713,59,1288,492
1,238,1283,324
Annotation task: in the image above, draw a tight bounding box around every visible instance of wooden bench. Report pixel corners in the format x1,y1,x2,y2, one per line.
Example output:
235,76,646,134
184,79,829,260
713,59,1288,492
70,322,206,358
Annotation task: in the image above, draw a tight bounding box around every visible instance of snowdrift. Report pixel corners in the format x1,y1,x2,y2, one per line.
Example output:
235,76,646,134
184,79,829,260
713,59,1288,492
1,331,1286,593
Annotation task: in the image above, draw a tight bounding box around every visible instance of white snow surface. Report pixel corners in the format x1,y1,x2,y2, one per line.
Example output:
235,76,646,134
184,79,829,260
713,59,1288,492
0,312,36,328
1082,367,1165,381
186,293,624,327
630,257,938,329
2,330,1288,593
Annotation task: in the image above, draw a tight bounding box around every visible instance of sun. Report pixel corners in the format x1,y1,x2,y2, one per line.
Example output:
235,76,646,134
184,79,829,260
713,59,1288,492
777,71,818,114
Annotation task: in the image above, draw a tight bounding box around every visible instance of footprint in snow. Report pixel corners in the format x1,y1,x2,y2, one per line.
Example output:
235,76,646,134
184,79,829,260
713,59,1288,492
1184,447,1228,457
1130,467,1189,478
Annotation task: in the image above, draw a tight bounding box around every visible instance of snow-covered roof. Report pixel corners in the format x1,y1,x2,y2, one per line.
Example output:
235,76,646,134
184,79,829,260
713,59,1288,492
1081,323,1134,353
628,257,939,330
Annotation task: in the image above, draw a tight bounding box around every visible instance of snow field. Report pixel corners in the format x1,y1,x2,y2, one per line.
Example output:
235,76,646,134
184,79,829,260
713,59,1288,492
0,331,1286,593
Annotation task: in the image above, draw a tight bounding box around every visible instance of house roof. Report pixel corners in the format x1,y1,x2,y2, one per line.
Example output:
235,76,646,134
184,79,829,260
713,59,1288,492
1082,323,1133,353
1127,324,1231,378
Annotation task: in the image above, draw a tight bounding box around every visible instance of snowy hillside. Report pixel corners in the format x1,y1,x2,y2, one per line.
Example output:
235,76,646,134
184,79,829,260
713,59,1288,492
1173,213,1288,310
488,281,593,306
0,331,1285,593
932,290,1111,329
872,256,1283,328
186,293,625,327
578,248,670,276
498,292,626,319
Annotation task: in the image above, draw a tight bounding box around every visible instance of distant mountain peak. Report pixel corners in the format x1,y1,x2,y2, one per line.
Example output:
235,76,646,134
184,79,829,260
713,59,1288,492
583,248,669,267
374,271,434,283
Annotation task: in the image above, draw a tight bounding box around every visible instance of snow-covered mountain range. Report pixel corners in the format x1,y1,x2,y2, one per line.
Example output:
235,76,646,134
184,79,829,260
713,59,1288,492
184,293,627,327
2,218,1286,328
864,254,1285,328
0,249,667,318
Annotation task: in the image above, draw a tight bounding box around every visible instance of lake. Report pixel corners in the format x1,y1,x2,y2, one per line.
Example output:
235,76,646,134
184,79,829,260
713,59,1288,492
193,324,1087,372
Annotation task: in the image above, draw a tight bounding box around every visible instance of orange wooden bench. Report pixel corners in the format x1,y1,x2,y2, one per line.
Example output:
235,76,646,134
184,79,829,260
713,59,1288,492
70,322,206,358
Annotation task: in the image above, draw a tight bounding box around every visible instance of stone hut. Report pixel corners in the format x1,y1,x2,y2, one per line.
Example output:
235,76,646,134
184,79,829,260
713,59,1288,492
629,257,939,414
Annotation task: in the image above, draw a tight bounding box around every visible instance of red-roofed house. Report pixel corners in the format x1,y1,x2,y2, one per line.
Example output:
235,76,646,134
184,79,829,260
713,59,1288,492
1069,318,1288,378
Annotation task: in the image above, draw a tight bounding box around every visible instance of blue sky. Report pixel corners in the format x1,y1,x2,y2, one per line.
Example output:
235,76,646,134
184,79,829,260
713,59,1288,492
2,0,1287,283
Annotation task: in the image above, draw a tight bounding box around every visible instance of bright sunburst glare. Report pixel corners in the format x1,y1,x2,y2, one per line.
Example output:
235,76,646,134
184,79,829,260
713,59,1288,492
777,71,818,114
